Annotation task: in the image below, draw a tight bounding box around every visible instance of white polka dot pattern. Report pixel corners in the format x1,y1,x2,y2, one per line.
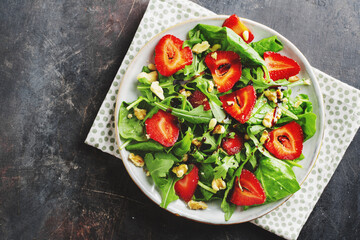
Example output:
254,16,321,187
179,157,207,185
85,0,360,239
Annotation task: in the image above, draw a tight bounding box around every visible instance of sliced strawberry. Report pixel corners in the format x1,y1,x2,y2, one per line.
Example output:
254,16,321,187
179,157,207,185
145,110,179,147
263,51,301,81
155,34,193,77
264,121,304,160
174,164,199,202
230,169,266,206
222,132,244,155
222,14,254,44
188,90,211,111
220,85,256,124
204,51,242,93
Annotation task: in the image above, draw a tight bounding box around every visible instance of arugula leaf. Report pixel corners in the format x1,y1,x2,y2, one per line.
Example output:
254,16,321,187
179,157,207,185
172,128,193,157
201,132,218,152
250,36,283,56
118,102,146,141
209,100,226,123
255,158,300,203
125,140,164,152
214,156,239,180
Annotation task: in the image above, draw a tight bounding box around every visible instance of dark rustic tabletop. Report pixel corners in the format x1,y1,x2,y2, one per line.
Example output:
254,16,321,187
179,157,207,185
1,0,359,239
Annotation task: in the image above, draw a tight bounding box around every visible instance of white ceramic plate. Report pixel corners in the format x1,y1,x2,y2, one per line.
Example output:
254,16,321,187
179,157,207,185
114,16,325,224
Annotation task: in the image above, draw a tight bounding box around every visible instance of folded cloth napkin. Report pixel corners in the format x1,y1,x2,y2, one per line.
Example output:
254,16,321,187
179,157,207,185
85,0,360,239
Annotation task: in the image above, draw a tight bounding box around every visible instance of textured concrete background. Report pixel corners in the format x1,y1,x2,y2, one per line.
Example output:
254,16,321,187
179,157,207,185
0,0,359,239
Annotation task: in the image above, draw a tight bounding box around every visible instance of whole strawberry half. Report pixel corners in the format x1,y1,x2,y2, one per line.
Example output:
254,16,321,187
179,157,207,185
204,51,242,93
155,34,193,77
263,51,301,81
220,85,256,124
264,121,304,160
222,14,254,44
145,109,179,147
230,169,266,206
188,90,211,111
222,132,244,155
174,164,199,202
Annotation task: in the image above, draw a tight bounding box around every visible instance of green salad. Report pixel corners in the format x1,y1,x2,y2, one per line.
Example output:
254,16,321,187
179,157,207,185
118,16,316,221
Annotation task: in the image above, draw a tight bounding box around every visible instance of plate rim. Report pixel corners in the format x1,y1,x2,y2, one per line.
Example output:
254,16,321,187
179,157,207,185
114,15,325,225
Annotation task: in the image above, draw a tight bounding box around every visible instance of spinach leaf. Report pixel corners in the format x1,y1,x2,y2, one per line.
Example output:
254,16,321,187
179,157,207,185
172,128,193,157
209,100,226,123
189,24,266,68
255,158,300,203
126,140,164,152
247,95,273,125
197,163,215,201
250,36,283,56
118,102,146,141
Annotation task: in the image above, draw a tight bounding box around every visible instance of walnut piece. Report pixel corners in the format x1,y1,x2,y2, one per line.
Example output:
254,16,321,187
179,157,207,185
134,108,147,120
188,200,208,210
213,125,225,134
128,153,144,167
192,41,210,54
172,164,188,178
212,178,226,191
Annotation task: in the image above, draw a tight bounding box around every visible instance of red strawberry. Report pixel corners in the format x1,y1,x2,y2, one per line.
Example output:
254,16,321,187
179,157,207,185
145,110,179,147
204,51,242,93
188,90,211,111
220,85,256,124
263,51,301,81
222,14,254,44
264,121,304,160
155,34,193,77
174,165,199,202
222,132,244,155
230,169,266,206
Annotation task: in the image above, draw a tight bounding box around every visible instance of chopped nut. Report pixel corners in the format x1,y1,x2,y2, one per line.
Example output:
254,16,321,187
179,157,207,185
294,101,302,108
208,81,214,92
262,108,282,128
188,200,208,210
209,118,217,130
150,81,165,100
137,71,158,83
242,30,249,42
172,164,188,178
144,169,150,176
213,125,225,134
127,113,133,119
244,134,250,140
134,107,147,120
288,75,299,82
147,63,156,71
264,90,278,103
210,52,217,60
276,89,283,100
226,101,234,106
128,153,144,167
212,178,226,191
192,41,210,54
179,88,192,97
182,154,189,162
304,79,311,85
260,130,269,144
192,138,202,147
210,44,221,52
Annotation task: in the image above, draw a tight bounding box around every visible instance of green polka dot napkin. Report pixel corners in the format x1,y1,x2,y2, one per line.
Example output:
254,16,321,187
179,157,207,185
85,0,360,239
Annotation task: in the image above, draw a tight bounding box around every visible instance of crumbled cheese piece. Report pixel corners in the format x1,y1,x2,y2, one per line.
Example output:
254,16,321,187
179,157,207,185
179,88,191,97
172,164,188,178
137,71,158,83
212,178,226,191
304,79,311,85
188,200,208,210
242,30,249,42
127,113,133,119
264,90,278,103
213,125,225,134
209,118,217,130
192,41,210,54
192,138,202,147
260,130,269,144
210,44,221,52
128,153,144,167
210,52,217,60
208,81,214,92
288,75,299,82
150,81,165,100
134,107,147,120
147,63,156,71
182,154,189,162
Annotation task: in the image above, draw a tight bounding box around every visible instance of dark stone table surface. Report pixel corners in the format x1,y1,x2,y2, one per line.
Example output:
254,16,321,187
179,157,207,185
1,0,359,239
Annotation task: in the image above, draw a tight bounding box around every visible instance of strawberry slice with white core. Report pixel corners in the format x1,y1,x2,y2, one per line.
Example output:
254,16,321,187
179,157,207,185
264,121,304,160
155,34,193,77
263,51,301,81
222,14,255,44
145,109,179,147
230,169,266,206
204,51,242,93
220,85,257,124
